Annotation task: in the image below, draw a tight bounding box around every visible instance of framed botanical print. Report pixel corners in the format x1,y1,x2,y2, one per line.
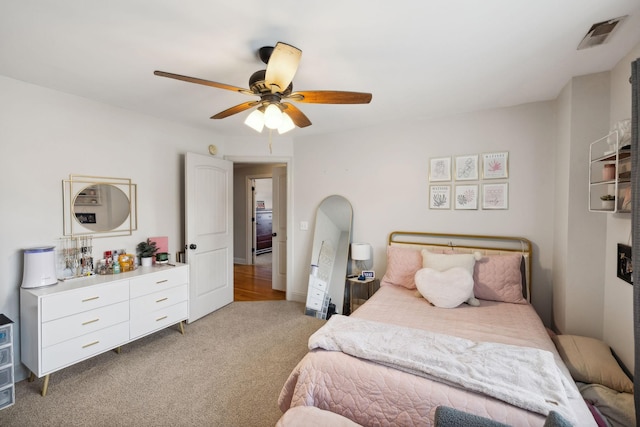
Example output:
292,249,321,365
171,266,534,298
455,185,479,210
429,185,451,209
482,183,508,209
429,157,451,182
482,152,509,179
454,155,479,181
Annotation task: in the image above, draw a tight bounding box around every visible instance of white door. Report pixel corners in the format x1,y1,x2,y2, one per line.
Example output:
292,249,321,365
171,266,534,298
185,152,233,323
272,166,287,291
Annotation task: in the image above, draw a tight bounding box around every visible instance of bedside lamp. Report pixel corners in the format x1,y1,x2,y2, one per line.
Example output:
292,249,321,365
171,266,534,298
351,243,371,277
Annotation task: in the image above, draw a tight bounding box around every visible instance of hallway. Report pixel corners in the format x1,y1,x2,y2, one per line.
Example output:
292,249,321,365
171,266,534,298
234,253,285,301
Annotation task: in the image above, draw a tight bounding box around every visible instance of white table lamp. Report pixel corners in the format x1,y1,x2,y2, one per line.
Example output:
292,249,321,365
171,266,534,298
351,243,371,274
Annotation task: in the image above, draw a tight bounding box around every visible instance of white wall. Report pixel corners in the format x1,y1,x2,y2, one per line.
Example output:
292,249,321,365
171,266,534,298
0,75,297,382
552,72,610,338
603,44,640,371
292,103,558,324
0,75,225,380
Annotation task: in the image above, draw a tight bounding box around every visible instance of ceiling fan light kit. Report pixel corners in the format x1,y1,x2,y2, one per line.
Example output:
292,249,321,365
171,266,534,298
244,110,265,133
154,41,372,134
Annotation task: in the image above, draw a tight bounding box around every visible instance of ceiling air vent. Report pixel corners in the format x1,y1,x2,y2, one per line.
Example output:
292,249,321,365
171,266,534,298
577,16,627,50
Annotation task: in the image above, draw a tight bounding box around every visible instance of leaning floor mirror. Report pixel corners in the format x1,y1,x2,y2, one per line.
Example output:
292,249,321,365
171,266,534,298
305,195,353,318
62,174,138,238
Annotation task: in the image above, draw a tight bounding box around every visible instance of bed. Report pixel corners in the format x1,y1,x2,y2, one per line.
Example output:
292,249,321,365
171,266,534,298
279,231,597,426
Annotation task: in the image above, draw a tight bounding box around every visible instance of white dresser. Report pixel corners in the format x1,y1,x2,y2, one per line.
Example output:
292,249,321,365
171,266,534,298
20,263,188,396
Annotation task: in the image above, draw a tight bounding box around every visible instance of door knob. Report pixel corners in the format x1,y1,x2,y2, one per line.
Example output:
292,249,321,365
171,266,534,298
272,233,277,237
189,244,197,250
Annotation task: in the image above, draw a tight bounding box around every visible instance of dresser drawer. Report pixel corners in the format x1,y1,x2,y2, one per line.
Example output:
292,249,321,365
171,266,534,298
42,281,129,322
306,296,325,311
0,385,14,410
42,321,129,374
309,276,327,292
0,324,11,347
42,301,129,348
130,267,188,299
130,301,187,340
0,346,12,366
130,284,187,316
0,365,12,389
307,285,326,301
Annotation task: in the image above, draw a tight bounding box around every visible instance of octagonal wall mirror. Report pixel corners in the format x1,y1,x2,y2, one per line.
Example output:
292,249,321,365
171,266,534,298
62,175,137,238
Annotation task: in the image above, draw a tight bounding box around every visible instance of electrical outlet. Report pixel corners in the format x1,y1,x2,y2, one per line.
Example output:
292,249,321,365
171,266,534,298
300,221,309,230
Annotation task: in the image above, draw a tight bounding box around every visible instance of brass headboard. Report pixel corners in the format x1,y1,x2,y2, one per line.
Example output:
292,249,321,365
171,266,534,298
388,231,533,301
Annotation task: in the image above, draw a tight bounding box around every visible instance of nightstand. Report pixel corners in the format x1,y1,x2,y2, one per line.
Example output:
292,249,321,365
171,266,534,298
344,277,379,315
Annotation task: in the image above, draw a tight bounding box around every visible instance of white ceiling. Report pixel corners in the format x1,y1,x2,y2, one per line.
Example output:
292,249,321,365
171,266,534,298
2,1,640,138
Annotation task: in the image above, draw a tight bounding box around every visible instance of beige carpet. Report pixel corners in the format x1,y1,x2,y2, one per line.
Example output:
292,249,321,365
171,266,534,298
2,301,325,427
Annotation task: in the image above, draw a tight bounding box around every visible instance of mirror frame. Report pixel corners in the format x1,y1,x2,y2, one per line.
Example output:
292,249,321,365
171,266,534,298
307,195,353,317
62,174,138,238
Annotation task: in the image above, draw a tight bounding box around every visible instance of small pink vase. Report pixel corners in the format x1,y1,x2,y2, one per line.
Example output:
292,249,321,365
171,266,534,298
603,164,616,180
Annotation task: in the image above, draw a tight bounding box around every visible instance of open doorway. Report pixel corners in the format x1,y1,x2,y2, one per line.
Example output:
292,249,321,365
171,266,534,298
253,178,274,265
231,160,288,301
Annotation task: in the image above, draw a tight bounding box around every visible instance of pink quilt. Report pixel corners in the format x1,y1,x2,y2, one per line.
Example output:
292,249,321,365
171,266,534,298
279,285,596,426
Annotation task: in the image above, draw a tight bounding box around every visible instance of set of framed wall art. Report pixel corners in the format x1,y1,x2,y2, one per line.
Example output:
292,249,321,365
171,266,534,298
428,152,509,210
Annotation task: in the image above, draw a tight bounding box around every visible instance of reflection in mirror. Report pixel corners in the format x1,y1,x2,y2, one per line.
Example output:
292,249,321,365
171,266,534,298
305,195,353,318
63,175,137,238
73,184,130,232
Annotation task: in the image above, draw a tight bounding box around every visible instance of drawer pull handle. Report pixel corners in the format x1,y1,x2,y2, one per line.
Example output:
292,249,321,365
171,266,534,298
82,340,99,349
156,297,168,303
82,296,99,302
82,318,100,326
156,315,168,322
156,279,168,284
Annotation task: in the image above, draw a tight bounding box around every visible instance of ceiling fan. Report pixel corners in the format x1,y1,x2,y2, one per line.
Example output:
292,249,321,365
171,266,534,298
154,42,372,134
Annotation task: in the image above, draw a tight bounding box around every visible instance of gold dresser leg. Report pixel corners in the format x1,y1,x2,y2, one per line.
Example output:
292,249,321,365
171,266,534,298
28,372,35,382
179,321,185,335
41,374,50,397
114,346,122,354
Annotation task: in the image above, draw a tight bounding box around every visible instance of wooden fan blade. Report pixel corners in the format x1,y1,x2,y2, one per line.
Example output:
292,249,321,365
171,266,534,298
282,102,312,128
154,70,253,95
288,90,372,104
265,42,302,94
211,101,260,119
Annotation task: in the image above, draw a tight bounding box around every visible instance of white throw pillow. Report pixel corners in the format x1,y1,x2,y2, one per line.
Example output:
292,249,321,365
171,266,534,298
415,267,474,308
422,250,481,306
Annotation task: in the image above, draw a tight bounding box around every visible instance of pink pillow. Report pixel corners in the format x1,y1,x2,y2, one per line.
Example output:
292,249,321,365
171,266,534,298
473,254,526,304
380,246,422,289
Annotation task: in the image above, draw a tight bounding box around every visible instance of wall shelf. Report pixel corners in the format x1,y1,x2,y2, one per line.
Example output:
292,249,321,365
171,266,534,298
589,131,631,213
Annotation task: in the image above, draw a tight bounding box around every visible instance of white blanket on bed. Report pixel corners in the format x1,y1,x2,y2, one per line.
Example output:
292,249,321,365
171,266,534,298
309,315,578,423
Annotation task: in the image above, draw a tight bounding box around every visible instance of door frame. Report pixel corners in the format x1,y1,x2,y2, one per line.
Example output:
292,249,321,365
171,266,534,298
227,155,292,299
246,174,273,265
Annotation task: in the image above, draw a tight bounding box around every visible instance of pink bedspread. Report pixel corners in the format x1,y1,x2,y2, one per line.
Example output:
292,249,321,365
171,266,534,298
279,285,596,426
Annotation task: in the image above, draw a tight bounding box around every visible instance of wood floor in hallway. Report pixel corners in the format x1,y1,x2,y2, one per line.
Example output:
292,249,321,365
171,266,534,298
234,259,285,301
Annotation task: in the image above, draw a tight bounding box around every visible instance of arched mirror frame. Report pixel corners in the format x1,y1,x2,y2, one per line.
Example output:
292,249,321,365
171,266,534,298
62,174,138,238
306,195,353,317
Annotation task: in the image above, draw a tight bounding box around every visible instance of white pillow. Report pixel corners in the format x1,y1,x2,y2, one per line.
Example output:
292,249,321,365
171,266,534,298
422,250,481,306
415,267,474,308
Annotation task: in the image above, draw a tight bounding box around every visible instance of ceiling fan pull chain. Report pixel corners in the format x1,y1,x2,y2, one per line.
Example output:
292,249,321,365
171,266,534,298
269,129,273,154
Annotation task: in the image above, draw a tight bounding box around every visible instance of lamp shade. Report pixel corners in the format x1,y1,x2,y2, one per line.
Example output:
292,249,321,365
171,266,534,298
277,112,295,134
244,110,265,132
264,104,283,129
351,243,371,261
